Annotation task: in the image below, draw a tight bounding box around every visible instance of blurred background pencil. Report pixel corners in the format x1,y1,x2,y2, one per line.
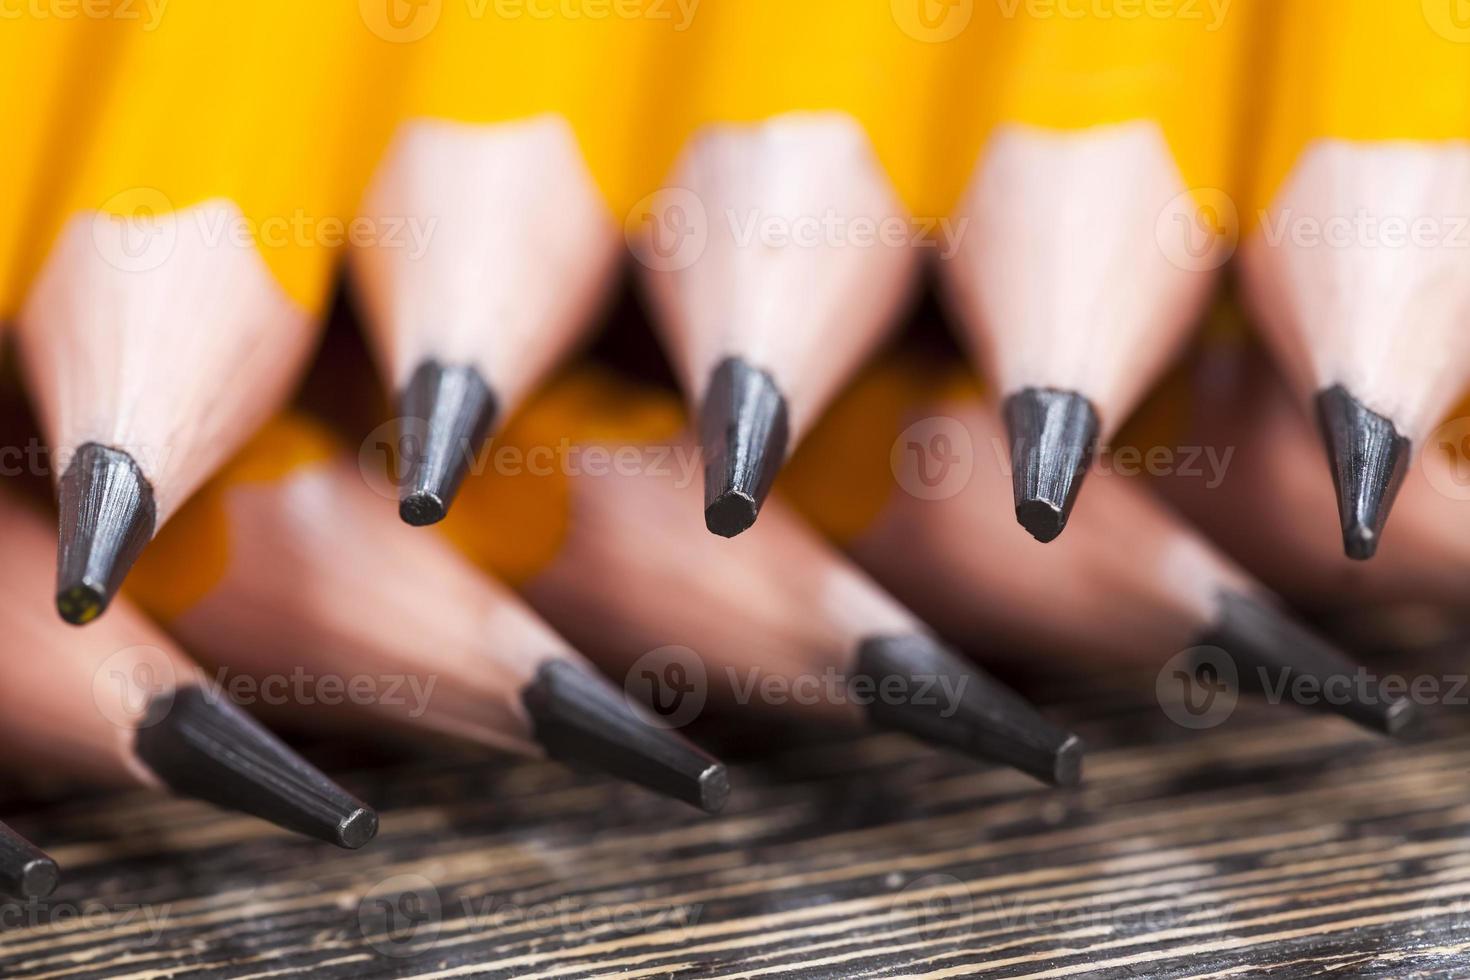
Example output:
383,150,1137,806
781,345,1416,736
1241,1,1470,559
15,1,390,624
443,367,1084,785
0,493,376,849
127,414,729,813
941,1,1260,542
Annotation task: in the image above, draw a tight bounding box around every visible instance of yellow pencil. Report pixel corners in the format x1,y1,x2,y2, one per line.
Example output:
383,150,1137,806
14,1,395,624
941,1,1262,541
631,1,951,536
350,9,667,525
1241,1,1470,559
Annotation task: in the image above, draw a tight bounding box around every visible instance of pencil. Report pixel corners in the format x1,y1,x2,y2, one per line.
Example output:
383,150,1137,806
1241,1,1470,559
0,493,376,849
126,414,728,813
634,0,950,537
781,348,1416,736
940,2,1261,542
442,368,1084,786
14,1,390,624
349,10,671,525
1152,306,1470,614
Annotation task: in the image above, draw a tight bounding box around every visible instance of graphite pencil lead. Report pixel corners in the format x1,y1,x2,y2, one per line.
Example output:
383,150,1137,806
700,357,790,538
856,634,1083,786
55,443,157,625
397,360,497,527
134,686,378,848
1201,591,1418,736
523,659,729,813
1316,385,1409,561
0,823,58,899
1003,388,1099,543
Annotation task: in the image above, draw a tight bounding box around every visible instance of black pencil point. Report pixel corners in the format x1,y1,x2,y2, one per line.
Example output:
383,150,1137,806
701,358,789,538
1003,388,1098,543
1200,591,1418,736
135,686,379,848
0,824,58,899
397,360,497,527
524,659,729,813
55,443,156,625
855,634,1083,785
1316,385,1409,561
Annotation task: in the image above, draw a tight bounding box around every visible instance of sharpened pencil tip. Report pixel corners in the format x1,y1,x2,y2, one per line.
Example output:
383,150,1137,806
0,825,58,899
1003,389,1098,544
397,360,497,527
1341,522,1380,562
524,659,729,813
56,444,156,625
134,686,379,848
700,358,789,538
20,858,59,899
1014,499,1066,544
704,489,759,538
697,764,731,814
1201,591,1418,736
399,490,447,527
855,634,1083,785
1316,385,1409,562
337,807,380,850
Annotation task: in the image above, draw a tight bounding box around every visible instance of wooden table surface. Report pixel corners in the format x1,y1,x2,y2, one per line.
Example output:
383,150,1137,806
1,651,1468,979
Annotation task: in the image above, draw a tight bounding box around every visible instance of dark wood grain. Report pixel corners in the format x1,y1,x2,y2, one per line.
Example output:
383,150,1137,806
2,657,1469,979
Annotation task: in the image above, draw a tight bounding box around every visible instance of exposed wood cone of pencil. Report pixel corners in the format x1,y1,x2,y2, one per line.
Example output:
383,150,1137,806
14,2,391,625
1241,0,1470,560
633,0,956,538
125,415,728,814
440,368,1083,786
0,493,377,850
350,9,678,526
779,345,1416,737
940,1,1262,542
